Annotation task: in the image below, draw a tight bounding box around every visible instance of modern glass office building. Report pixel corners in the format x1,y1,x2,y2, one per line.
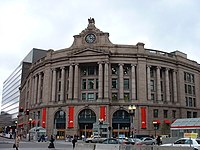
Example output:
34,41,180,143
1,49,47,126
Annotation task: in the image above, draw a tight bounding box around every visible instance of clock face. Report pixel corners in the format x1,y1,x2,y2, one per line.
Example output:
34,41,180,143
85,34,96,43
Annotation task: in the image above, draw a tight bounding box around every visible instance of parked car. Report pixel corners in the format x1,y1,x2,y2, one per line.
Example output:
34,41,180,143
128,138,142,145
117,138,131,144
102,138,119,144
85,135,106,143
161,138,200,150
139,137,156,145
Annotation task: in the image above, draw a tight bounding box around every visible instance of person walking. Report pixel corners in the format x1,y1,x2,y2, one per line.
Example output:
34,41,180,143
13,135,20,150
48,135,55,148
72,135,77,149
156,135,162,145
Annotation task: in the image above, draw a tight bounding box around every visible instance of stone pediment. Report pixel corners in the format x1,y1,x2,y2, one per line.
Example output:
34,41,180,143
70,48,110,57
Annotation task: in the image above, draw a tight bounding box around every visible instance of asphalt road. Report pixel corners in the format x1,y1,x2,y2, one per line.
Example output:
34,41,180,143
0,136,74,150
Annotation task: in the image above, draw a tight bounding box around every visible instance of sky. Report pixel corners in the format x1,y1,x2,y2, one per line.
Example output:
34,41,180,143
0,0,200,110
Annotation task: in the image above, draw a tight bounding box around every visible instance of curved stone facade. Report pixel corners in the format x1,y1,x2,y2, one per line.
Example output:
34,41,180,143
18,19,200,139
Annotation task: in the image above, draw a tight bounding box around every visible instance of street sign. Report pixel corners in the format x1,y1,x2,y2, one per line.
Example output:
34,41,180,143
184,133,198,138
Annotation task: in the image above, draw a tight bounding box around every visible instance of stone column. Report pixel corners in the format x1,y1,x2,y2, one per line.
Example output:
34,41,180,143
173,70,177,103
51,68,57,102
104,62,109,99
119,63,124,100
165,68,170,102
156,67,161,101
68,65,73,100
131,64,136,100
147,66,151,100
60,67,65,101
74,64,79,100
37,72,42,103
98,62,103,99
34,75,38,104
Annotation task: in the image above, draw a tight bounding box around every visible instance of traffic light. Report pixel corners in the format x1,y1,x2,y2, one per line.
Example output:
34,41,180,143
153,121,160,130
19,107,23,112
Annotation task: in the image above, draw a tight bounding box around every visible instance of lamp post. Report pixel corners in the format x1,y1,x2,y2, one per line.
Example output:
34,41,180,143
29,118,32,141
128,105,136,138
153,121,159,138
84,124,88,139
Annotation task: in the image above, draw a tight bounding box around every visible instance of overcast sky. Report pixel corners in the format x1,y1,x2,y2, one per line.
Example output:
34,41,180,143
0,0,200,109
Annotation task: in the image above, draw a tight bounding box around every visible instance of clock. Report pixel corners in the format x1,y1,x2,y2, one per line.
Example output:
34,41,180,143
85,33,96,43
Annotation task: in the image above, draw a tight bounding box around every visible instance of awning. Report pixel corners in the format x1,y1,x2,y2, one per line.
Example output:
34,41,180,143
164,120,171,124
153,120,160,124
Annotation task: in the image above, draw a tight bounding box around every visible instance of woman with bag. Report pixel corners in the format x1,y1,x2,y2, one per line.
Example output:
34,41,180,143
13,135,20,150
48,135,55,148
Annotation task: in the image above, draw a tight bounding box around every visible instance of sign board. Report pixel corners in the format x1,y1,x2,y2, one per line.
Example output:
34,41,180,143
184,133,198,138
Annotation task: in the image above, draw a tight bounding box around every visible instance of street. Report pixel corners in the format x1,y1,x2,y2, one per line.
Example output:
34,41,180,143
0,136,74,150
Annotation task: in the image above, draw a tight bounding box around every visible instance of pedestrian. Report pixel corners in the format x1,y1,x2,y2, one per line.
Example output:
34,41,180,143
156,135,161,145
48,135,55,148
13,135,20,150
72,135,77,149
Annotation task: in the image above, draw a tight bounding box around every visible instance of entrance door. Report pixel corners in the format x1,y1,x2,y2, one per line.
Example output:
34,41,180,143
56,130,65,140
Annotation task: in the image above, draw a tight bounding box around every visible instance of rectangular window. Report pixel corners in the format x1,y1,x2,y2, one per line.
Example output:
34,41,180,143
193,98,196,107
81,68,87,76
112,93,118,101
185,84,187,93
95,93,98,100
88,79,94,89
188,85,192,94
153,109,158,118
185,97,188,106
112,79,118,89
193,112,197,118
187,111,192,118
151,94,155,100
172,110,176,118
164,110,168,118
124,79,129,90
88,66,95,75
150,80,155,91
82,93,86,100
161,81,163,92
124,93,129,101
189,97,193,107
82,79,86,90
111,65,118,75
58,81,61,92
124,66,130,75
87,93,94,100
192,86,195,95
150,69,155,77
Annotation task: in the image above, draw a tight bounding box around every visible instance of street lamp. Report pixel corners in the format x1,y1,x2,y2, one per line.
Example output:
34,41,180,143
29,118,32,141
153,121,160,137
128,105,136,138
84,124,88,139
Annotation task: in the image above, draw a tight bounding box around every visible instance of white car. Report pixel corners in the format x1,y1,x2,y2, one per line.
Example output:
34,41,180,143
161,138,200,150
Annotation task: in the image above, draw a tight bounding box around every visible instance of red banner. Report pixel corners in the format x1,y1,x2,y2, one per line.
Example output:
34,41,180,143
141,107,147,129
100,106,106,121
42,108,46,128
68,106,74,128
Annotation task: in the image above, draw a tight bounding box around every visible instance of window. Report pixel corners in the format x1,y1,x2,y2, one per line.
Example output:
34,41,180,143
96,79,98,89
193,98,196,107
88,79,94,89
161,81,163,92
124,93,129,101
88,66,95,75
81,67,87,76
185,84,187,93
112,65,118,75
124,66,130,75
192,86,195,95
87,93,94,100
58,81,61,92
188,85,192,94
153,109,158,118
193,112,197,118
112,79,118,89
151,94,155,100
172,110,176,118
187,111,192,118
82,93,86,100
112,93,118,101
82,79,86,90
150,69,155,77
124,79,129,90
164,110,168,118
150,80,155,91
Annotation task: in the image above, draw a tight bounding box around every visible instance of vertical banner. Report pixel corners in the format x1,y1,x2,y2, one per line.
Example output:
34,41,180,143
141,107,147,129
68,106,74,128
100,106,106,121
42,108,46,128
